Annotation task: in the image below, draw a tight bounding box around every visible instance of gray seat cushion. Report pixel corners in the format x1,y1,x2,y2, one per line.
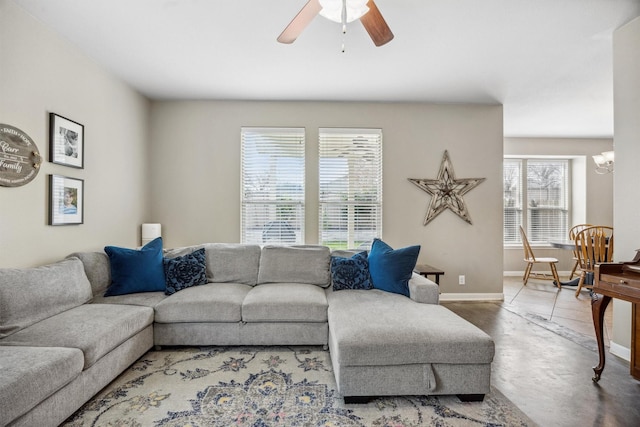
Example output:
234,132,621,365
0,304,153,369
0,258,92,338
154,282,252,323
328,290,495,366
242,283,329,322
0,346,84,426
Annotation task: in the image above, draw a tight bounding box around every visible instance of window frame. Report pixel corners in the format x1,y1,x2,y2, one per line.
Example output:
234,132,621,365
240,127,306,245
318,128,383,250
504,156,571,246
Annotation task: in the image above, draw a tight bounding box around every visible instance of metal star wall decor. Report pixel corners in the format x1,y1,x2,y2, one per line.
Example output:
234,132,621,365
408,150,485,226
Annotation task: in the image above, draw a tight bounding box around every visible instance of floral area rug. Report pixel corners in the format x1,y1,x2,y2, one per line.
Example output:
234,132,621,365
62,346,536,427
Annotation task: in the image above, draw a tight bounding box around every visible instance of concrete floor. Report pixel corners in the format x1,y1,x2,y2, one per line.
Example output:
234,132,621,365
443,278,640,427
502,276,614,346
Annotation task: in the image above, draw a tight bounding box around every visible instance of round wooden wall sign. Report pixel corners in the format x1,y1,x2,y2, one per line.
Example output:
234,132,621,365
0,124,42,187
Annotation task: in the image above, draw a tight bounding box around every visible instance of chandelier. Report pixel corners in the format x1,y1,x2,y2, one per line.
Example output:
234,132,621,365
592,150,614,174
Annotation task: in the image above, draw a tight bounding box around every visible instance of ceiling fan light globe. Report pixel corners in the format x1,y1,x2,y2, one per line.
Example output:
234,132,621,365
319,0,369,23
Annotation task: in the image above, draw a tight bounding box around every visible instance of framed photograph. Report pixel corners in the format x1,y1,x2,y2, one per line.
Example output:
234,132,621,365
49,175,84,225
49,113,84,168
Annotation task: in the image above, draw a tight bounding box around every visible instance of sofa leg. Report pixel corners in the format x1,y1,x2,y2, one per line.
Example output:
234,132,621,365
344,396,373,404
322,344,329,351
457,394,485,402
154,345,162,351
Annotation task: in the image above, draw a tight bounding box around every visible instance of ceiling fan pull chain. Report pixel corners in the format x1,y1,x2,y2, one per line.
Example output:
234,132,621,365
341,0,347,52
341,21,346,53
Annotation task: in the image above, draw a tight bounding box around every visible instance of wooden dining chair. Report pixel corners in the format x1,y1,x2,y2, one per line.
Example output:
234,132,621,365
519,226,561,287
574,226,614,297
568,223,592,280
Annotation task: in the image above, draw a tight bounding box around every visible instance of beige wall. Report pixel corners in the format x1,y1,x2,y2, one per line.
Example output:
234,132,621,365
149,101,505,297
611,16,640,354
1,0,504,297
0,0,150,267
503,137,614,273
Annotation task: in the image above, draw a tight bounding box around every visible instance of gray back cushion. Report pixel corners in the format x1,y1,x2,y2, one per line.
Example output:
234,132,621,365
258,245,331,287
163,245,205,259
0,257,92,338
204,243,261,286
67,251,111,297
330,249,363,258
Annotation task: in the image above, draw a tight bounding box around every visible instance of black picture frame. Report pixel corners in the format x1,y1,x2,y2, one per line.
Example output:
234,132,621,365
49,174,84,225
49,113,84,168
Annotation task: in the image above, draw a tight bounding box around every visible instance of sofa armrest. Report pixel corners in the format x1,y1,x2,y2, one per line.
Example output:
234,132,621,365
408,273,439,304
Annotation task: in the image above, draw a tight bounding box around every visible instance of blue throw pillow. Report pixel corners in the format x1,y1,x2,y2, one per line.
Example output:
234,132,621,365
164,248,207,295
368,238,420,297
331,251,372,291
104,237,165,296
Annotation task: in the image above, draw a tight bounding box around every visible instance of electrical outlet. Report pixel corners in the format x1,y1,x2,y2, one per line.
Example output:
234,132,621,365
459,275,466,285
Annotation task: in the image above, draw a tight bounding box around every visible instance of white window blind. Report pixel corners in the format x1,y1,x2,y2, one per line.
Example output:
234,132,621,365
319,128,382,250
526,159,569,243
504,158,569,245
503,159,522,244
241,127,305,245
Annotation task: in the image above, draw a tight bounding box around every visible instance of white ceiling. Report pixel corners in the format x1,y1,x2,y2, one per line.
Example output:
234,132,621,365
14,0,640,138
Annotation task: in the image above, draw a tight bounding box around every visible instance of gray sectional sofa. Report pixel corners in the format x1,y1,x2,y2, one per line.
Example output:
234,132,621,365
0,243,495,427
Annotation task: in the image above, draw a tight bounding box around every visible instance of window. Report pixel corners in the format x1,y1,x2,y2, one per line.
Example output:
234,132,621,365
504,158,570,245
241,127,305,244
319,128,383,250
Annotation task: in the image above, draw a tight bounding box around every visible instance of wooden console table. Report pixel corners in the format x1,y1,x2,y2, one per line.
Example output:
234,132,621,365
414,264,445,285
592,251,640,382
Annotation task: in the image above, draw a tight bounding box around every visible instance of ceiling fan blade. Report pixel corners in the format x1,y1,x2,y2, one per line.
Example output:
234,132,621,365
277,0,322,44
360,0,394,46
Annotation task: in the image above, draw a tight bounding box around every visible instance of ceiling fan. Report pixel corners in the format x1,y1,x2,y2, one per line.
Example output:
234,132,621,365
277,0,394,47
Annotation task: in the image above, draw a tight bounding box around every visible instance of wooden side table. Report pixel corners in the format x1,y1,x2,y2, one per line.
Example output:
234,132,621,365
414,264,445,285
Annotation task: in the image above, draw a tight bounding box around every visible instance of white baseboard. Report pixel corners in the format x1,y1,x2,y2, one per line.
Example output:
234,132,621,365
503,271,522,277
440,293,504,302
609,341,631,362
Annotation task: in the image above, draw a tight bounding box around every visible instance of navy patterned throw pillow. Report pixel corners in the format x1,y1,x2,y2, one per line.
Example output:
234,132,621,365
330,251,373,291
163,248,207,295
